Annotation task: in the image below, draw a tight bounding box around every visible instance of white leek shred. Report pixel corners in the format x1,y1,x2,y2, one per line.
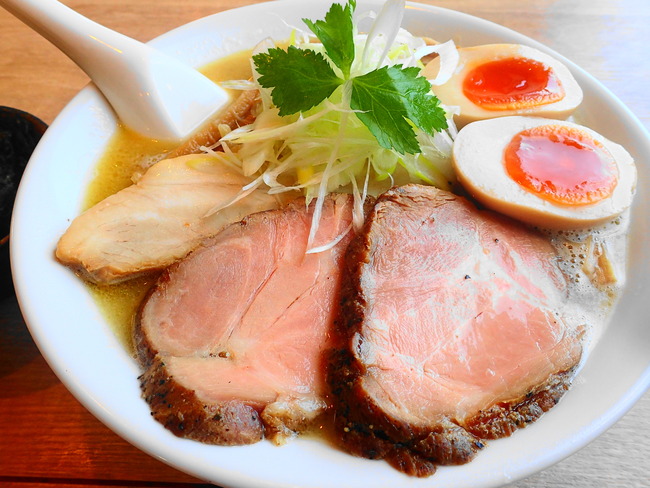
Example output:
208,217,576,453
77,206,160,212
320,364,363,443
305,223,353,254
361,0,406,69
206,1,459,252
219,79,258,90
419,39,459,86
251,38,277,110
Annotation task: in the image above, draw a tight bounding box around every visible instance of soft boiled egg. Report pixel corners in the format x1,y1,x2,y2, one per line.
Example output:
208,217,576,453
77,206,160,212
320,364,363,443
424,44,583,127
452,116,637,229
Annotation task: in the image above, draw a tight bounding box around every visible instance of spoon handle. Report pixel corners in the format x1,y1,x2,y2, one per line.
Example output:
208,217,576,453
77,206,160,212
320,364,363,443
0,0,229,140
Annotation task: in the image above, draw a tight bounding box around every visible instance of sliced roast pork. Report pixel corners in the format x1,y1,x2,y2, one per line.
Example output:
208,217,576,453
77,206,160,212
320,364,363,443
168,89,261,158
135,194,354,445
330,184,583,477
56,154,290,284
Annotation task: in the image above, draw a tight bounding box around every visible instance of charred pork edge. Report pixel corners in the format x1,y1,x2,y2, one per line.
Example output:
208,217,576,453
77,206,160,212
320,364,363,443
327,185,580,477
132,265,265,445
133,194,358,446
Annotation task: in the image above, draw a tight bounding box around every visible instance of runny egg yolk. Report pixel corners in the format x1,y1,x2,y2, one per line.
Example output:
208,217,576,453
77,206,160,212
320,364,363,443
504,125,619,206
463,57,565,110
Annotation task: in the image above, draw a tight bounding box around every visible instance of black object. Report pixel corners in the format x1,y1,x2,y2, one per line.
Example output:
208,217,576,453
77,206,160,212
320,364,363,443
0,106,48,297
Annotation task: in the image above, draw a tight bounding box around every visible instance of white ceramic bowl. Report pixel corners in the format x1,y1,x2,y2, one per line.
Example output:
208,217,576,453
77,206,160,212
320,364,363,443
11,1,650,487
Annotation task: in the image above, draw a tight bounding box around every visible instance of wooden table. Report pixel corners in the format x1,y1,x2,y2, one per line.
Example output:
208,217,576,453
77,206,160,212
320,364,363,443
1,1,648,487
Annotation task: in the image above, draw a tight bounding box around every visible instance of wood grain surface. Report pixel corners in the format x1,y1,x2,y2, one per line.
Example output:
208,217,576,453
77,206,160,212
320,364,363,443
1,1,648,487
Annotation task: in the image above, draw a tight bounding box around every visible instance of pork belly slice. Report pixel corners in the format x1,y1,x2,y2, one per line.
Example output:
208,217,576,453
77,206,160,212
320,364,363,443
330,184,583,477
56,154,289,284
136,194,354,445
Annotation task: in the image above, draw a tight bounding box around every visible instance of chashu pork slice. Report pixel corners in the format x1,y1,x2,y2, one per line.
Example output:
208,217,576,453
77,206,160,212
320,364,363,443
136,194,354,445
56,154,290,284
330,184,584,477
167,89,261,158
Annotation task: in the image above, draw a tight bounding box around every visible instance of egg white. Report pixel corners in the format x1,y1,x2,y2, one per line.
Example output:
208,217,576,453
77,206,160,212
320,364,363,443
425,44,583,127
452,116,637,229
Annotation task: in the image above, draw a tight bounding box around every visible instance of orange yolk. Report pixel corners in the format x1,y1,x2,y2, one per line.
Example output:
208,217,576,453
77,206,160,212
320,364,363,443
463,57,565,110
504,125,619,206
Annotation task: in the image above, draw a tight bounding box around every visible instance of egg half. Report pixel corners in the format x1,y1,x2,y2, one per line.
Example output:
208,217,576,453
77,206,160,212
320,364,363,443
452,116,637,229
424,44,583,127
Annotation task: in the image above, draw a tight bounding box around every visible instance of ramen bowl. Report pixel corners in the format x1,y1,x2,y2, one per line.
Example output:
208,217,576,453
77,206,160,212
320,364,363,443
10,1,650,487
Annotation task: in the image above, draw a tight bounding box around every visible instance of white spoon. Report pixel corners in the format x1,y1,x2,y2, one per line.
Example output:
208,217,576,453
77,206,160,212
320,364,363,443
0,0,230,141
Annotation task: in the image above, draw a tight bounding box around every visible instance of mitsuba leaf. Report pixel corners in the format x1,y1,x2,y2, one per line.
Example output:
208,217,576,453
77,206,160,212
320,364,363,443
253,46,343,116
350,66,448,154
253,1,448,154
303,0,356,78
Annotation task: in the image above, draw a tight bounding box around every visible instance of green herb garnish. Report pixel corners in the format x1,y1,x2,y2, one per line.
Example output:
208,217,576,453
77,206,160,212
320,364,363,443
253,0,447,155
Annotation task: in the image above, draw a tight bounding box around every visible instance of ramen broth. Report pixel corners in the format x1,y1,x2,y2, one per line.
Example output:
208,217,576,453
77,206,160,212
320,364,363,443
82,47,627,359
